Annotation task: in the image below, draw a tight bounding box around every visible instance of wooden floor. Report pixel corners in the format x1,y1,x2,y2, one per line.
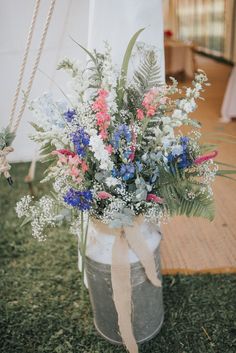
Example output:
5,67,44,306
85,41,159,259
161,55,236,274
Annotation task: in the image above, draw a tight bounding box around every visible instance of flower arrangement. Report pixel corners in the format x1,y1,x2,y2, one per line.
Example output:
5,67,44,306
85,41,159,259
16,29,231,261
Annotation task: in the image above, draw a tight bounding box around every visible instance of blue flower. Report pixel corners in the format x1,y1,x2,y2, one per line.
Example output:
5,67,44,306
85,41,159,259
136,161,143,172
112,124,132,149
168,136,192,170
64,109,76,122
71,128,90,157
120,163,135,181
63,188,93,211
112,163,135,181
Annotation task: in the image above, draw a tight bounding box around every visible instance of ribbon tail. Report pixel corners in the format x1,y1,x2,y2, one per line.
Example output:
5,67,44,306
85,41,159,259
111,232,138,353
125,230,162,287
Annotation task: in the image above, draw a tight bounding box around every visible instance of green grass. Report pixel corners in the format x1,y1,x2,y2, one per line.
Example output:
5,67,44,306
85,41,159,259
0,163,236,353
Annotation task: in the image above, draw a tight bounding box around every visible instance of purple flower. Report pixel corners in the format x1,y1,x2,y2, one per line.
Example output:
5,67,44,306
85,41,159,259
63,188,93,211
64,109,76,122
71,128,90,157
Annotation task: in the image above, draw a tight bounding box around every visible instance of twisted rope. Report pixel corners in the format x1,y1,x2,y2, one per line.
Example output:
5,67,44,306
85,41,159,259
1,0,57,184
11,0,57,134
8,0,41,130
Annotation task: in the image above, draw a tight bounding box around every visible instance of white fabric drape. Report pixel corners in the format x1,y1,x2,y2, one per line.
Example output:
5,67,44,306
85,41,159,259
88,0,164,79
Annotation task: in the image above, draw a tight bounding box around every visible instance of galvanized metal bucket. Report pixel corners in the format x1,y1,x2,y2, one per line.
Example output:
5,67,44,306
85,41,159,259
85,221,164,345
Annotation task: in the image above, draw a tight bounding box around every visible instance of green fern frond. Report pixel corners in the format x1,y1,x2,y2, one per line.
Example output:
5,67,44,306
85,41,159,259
156,166,215,221
133,50,162,95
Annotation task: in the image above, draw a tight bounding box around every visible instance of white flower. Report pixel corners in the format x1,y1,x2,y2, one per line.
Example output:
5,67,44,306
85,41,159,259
16,195,32,218
105,176,120,187
172,109,184,119
90,133,113,170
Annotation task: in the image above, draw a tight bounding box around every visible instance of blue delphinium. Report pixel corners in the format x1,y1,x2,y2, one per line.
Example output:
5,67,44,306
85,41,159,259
112,124,132,149
64,109,76,122
168,136,192,170
71,128,90,157
64,188,93,211
112,163,135,181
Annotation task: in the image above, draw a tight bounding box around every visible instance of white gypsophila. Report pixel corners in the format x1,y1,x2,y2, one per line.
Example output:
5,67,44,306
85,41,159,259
53,174,70,195
102,199,127,224
16,196,57,241
90,133,113,171
145,203,166,224
16,195,33,218
72,102,96,133
30,196,57,241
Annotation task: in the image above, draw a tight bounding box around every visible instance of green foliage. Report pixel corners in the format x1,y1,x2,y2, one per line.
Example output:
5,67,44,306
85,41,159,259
133,50,162,95
57,58,79,77
117,28,145,105
0,126,15,149
157,167,215,221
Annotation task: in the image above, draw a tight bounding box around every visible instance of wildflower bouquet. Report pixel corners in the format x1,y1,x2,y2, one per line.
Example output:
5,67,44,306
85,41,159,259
17,29,221,240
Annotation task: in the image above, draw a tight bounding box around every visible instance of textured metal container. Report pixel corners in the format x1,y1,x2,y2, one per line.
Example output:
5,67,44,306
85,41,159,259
85,233,164,344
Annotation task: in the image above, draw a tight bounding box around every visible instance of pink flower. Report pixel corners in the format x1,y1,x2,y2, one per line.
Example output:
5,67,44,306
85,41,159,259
146,194,163,204
97,191,112,199
105,144,113,154
137,108,144,120
99,89,109,98
70,166,80,177
194,150,218,165
81,160,88,173
146,106,156,117
52,149,76,157
92,89,111,140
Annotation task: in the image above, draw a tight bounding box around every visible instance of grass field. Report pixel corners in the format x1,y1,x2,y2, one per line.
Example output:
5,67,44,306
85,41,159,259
0,163,236,353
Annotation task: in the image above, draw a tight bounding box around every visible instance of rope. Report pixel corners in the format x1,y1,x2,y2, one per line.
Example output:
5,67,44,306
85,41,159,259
11,0,57,134
0,0,57,184
9,0,41,130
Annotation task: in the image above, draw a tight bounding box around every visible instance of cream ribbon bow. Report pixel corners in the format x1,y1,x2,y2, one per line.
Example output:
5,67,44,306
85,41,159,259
92,216,161,353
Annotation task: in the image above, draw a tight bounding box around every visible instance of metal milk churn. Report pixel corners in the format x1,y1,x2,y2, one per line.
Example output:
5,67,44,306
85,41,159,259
85,218,164,344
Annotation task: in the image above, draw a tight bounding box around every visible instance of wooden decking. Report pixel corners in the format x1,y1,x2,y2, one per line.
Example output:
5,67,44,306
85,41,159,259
161,55,236,274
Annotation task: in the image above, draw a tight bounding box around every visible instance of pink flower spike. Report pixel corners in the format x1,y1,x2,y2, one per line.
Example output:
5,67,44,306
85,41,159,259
146,194,164,204
137,108,144,121
52,149,76,157
194,150,218,165
97,191,112,200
